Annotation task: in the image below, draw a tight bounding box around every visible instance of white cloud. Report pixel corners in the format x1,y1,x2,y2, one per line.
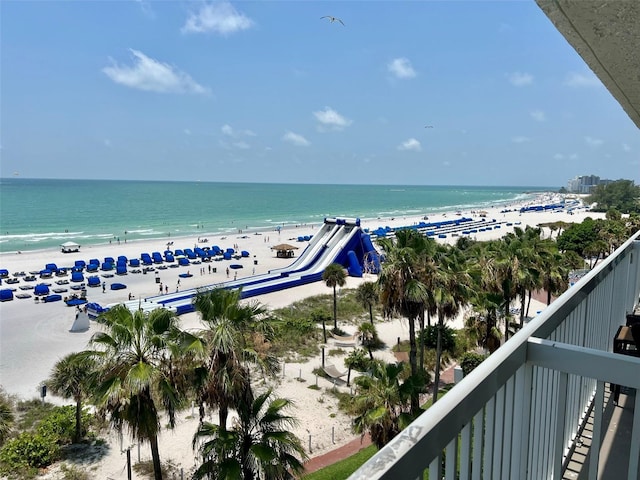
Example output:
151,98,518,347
553,153,564,160
133,0,154,18
443,161,451,167
243,129,256,137
282,131,310,147
104,139,112,148
182,2,254,36
387,58,416,79
569,153,578,160
585,136,603,147
397,138,422,152
233,141,250,149
102,49,209,94
507,72,533,86
512,136,531,143
563,72,602,87
623,143,631,152
222,124,234,136
184,129,191,135
530,110,546,122
313,107,352,131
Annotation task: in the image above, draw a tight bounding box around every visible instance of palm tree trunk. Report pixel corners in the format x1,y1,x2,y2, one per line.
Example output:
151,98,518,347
408,316,419,414
347,367,352,387
149,434,163,480
219,404,229,433
519,289,526,328
433,314,444,403
333,286,337,329
322,317,327,343
369,304,374,324
74,397,82,444
418,310,425,374
547,289,552,306
526,291,532,317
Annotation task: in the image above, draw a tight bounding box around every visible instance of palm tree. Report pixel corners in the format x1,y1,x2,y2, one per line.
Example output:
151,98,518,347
377,229,430,415
47,351,96,443
357,322,378,360
323,263,347,330
430,246,471,402
539,249,570,305
192,388,307,480
187,288,279,430
311,309,330,344
90,305,185,480
344,348,369,387
350,361,418,449
355,281,378,324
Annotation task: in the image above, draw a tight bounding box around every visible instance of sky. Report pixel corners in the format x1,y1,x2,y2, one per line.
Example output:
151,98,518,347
1,0,639,187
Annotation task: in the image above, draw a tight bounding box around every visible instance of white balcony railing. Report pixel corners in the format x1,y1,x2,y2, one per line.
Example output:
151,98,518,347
351,232,640,480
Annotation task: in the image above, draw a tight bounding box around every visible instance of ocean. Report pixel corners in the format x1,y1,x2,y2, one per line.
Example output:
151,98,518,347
0,178,551,253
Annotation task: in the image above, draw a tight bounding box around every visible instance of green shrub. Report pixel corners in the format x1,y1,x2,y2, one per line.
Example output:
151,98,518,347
0,431,60,470
460,352,487,376
38,405,82,445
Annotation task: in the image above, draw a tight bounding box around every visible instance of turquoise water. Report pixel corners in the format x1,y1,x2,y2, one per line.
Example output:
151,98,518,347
0,178,550,253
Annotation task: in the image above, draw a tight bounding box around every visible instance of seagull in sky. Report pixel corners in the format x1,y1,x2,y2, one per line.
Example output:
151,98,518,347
321,16,345,26
424,125,434,128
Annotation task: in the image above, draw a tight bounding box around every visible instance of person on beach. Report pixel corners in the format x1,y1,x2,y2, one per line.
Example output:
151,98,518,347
226,267,229,278
102,282,105,293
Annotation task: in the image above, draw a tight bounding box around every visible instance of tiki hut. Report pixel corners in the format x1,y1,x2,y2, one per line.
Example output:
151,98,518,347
271,243,299,258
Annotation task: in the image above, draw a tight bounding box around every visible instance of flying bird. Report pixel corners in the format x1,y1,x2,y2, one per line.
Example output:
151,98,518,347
321,16,345,26
424,125,434,128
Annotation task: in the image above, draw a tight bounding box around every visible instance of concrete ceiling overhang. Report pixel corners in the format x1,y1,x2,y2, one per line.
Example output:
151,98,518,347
536,0,640,129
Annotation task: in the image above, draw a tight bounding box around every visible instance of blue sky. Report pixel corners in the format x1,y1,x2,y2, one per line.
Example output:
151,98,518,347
2,1,639,187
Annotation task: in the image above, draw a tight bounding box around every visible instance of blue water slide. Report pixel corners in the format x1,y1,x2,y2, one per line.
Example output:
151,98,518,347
114,218,379,315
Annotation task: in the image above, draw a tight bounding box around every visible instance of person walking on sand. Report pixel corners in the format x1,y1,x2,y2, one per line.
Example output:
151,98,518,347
102,282,106,293
226,267,230,278
165,285,168,294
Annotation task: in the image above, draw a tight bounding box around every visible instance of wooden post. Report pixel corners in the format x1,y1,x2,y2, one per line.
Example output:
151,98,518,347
126,448,132,480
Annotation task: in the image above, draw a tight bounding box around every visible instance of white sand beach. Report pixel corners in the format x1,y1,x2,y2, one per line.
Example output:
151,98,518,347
0,194,604,478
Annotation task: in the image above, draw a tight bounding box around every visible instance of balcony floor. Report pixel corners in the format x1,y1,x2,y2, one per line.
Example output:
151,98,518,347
563,387,638,479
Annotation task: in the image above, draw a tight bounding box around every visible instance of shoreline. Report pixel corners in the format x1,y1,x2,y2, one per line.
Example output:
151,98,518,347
0,193,604,478
0,187,547,255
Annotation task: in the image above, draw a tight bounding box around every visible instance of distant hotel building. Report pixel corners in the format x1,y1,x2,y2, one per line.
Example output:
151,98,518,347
567,175,613,194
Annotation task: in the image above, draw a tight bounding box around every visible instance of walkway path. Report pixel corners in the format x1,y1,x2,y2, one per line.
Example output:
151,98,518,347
302,365,457,475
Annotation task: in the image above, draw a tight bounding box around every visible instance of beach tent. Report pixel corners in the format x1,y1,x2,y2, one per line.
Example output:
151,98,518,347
0,270,8,278
71,271,84,283
129,258,140,267
45,263,58,272
34,284,50,296
61,242,80,253
86,263,98,272
70,311,90,332
87,276,101,287
116,265,127,275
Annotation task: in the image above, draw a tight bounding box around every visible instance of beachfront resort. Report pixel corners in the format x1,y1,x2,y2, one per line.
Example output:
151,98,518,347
1,1,640,479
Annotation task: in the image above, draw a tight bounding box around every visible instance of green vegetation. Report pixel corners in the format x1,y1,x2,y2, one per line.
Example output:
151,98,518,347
0,405,95,477
302,444,377,480
587,179,640,213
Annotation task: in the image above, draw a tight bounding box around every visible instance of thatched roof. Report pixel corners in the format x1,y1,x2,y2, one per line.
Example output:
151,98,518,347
271,243,299,251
